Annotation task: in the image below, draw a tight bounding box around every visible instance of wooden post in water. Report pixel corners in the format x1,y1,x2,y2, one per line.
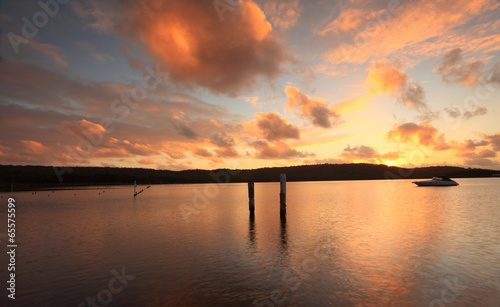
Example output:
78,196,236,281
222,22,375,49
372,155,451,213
134,180,137,197
248,181,255,214
280,174,286,215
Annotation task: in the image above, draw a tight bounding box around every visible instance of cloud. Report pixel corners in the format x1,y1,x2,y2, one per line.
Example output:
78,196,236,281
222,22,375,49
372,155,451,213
173,122,199,139
93,138,158,158
387,122,450,150
366,61,407,95
366,61,433,118
489,63,500,84
453,133,500,167
122,44,143,72
397,81,428,111
340,144,400,163
444,105,488,120
322,0,498,66
366,62,428,109
437,48,485,86
214,147,240,158
252,140,314,159
263,0,302,30
437,48,500,88
192,148,213,157
0,139,59,166
210,133,240,158
460,139,489,150
138,158,157,165
244,96,264,109
463,149,496,158
0,59,253,169
61,119,106,139
0,59,120,115
165,151,187,160
397,18,500,60
210,133,236,148
303,158,345,165
285,86,341,128
486,133,500,151
464,157,499,167
341,145,378,159
319,8,372,35
26,42,68,67
20,140,49,155
0,59,249,168
253,112,300,141
116,0,291,96
71,0,116,32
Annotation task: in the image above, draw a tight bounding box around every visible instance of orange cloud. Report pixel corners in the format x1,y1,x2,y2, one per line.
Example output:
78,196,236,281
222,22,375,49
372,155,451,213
319,8,371,35
340,145,400,164
253,112,300,141
108,138,157,156
210,119,224,128
341,145,378,160
323,0,497,65
138,158,157,165
252,140,314,159
0,144,8,157
214,147,239,158
285,86,341,128
118,0,290,95
244,96,264,109
61,119,106,139
365,61,432,115
192,148,213,157
450,133,500,167
20,140,49,155
365,61,407,95
387,123,450,150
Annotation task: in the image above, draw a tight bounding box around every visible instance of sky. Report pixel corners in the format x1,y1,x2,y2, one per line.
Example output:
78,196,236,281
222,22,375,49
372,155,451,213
0,0,499,171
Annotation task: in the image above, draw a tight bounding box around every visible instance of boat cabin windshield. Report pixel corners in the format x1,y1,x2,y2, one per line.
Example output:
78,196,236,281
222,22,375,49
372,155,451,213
432,176,452,181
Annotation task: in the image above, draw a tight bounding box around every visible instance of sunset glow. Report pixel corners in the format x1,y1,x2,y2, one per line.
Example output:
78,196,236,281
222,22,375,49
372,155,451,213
1,0,499,170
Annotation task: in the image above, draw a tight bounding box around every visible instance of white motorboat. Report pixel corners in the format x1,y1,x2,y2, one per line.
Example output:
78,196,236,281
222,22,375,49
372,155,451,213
413,176,459,186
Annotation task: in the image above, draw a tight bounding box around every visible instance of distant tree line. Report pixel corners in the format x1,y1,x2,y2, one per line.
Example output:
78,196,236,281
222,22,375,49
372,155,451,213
0,163,498,191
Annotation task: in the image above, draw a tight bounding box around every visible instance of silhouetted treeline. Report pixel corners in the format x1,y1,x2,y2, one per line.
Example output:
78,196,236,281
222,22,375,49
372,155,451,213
0,163,498,191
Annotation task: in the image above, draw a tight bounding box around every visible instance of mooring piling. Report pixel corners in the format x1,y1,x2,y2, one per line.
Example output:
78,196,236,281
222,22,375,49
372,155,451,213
134,180,137,197
280,173,286,215
248,181,255,213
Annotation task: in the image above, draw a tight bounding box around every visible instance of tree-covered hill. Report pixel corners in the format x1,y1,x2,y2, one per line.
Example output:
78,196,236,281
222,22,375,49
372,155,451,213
0,163,498,191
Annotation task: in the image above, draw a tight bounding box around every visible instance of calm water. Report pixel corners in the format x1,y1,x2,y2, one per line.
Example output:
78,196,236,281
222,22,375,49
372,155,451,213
1,178,500,306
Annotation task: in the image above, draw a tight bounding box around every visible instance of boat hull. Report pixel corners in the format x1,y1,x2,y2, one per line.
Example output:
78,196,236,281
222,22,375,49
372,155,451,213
413,180,458,186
